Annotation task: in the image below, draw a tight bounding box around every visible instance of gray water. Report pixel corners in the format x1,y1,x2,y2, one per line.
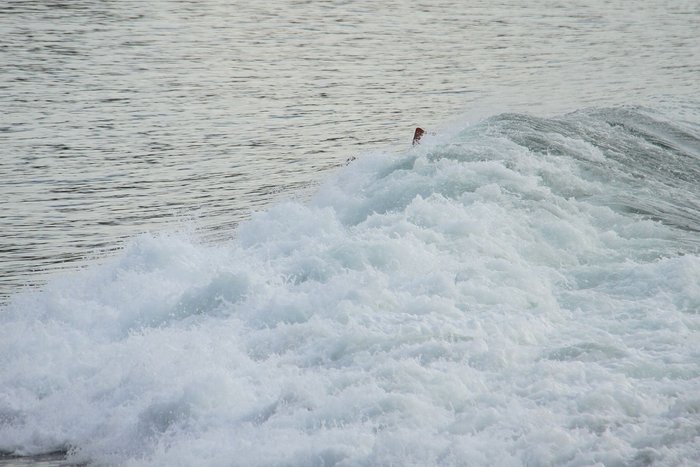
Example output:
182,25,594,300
2,2,700,465
1,1,698,296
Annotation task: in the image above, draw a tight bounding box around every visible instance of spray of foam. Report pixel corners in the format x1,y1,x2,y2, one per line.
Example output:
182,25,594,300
1,108,699,466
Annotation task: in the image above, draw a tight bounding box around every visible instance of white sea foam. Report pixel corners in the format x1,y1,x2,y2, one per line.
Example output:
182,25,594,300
1,108,699,466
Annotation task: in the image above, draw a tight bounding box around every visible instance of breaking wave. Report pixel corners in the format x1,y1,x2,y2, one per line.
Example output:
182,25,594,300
1,106,699,466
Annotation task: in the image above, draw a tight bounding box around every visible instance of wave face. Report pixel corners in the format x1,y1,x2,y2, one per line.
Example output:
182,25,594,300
1,107,699,466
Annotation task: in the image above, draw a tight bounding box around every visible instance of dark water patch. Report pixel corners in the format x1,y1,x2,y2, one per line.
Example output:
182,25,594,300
0,451,82,467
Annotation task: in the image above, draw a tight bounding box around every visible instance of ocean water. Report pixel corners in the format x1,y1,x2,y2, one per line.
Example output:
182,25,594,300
2,0,699,299
2,0,700,466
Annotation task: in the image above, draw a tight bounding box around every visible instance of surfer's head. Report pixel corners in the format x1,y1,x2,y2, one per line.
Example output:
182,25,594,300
412,127,425,146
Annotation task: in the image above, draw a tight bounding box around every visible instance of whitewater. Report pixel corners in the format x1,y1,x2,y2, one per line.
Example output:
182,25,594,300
1,106,699,466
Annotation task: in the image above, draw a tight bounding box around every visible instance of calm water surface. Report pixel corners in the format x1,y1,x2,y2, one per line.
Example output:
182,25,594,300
1,0,698,299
